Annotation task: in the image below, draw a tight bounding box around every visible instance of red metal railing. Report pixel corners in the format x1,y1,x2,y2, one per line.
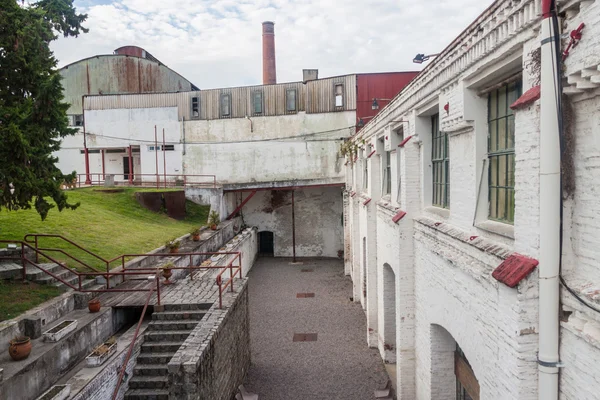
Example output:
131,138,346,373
76,173,217,188
111,280,156,400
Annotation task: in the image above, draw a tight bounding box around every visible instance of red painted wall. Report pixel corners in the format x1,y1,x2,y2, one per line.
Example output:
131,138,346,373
356,72,420,132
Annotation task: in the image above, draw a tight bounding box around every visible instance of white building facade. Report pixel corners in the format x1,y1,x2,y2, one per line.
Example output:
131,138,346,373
344,0,600,399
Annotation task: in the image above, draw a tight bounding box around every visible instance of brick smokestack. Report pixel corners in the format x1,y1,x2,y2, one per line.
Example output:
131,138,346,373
262,21,277,85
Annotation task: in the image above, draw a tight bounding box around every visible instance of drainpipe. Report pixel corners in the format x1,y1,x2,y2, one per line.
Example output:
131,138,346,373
292,189,296,263
538,1,561,399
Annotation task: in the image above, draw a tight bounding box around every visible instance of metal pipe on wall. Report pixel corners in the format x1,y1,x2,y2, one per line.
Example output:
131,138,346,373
538,1,561,399
128,146,133,184
162,129,167,189
292,190,296,262
154,126,159,189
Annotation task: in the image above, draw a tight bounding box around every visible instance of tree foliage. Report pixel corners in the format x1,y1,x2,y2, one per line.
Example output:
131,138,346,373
0,0,87,220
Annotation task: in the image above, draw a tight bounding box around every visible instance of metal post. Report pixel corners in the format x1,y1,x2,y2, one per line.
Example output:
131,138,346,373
128,145,133,185
230,262,234,292
189,254,193,280
156,277,161,306
34,236,39,263
101,149,106,180
162,129,167,188
155,126,159,189
21,245,26,281
292,190,296,263
82,103,91,185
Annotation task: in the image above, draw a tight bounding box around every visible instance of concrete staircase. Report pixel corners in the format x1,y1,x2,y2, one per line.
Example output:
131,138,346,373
25,262,99,290
124,304,210,400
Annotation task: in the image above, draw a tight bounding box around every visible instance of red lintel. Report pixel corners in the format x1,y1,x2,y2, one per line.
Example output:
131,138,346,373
398,135,413,148
510,85,540,110
492,253,539,288
368,150,376,158
392,210,407,223
363,198,372,206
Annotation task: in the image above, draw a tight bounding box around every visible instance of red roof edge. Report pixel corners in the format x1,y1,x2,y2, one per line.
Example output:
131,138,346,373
492,253,539,288
392,210,407,223
368,150,376,158
363,198,372,206
398,135,413,148
510,85,540,110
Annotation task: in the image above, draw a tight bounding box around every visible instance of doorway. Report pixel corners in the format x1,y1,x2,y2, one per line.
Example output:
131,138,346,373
258,231,274,256
123,156,133,181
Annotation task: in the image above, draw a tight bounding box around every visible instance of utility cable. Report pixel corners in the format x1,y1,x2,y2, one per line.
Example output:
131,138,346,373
549,10,600,315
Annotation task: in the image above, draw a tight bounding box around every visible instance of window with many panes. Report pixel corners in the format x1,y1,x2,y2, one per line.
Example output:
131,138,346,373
384,151,391,195
253,91,263,114
286,89,297,112
191,97,199,118
220,93,231,117
431,113,449,208
488,80,520,223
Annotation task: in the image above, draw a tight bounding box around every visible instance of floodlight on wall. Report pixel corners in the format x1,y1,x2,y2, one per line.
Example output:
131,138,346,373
413,53,439,64
357,116,376,128
371,98,392,110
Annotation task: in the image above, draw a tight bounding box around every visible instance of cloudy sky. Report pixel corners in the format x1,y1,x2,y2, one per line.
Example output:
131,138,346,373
51,0,494,89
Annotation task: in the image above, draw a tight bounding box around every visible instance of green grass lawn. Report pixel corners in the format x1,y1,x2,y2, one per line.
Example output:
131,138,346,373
0,281,64,322
0,188,209,271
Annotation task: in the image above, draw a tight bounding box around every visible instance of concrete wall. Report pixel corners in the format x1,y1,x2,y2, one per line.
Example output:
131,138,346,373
183,111,354,185
56,107,183,181
168,281,250,400
236,186,344,258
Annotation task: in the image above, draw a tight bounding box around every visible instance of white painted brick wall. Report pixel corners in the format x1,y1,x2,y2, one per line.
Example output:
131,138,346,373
343,2,600,399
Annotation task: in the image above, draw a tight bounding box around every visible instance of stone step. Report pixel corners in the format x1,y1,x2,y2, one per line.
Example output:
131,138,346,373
25,263,63,280
80,279,99,290
127,375,169,390
34,268,76,285
151,310,205,321
133,364,169,377
0,262,23,280
144,330,192,342
163,303,212,311
136,352,175,365
124,389,169,400
141,341,184,354
148,320,199,331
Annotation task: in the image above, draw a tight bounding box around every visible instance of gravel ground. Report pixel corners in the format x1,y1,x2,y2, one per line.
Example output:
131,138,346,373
244,257,389,400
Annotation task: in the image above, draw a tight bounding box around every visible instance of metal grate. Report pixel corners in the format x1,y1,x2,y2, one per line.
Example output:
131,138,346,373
293,333,318,342
296,293,315,298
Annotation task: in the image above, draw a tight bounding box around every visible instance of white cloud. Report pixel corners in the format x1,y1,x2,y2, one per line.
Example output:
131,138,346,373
52,0,495,88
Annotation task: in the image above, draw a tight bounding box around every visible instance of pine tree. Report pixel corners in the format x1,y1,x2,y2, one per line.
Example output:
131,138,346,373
0,0,88,220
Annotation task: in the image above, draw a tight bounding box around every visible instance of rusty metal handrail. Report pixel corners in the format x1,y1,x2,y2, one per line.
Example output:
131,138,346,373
111,278,157,400
24,233,109,270
77,173,217,188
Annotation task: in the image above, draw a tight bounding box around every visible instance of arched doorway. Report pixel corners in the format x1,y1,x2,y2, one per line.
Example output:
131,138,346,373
258,231,274,256
382,263,396,363
430,324,480,400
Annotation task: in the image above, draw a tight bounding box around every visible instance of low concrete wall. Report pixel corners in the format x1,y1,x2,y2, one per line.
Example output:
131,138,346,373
0,308,114,400
185,187,225,220
69,323,148,400
0,291,74,350
200,227,258,281
168,281,250,400
103,217,242,287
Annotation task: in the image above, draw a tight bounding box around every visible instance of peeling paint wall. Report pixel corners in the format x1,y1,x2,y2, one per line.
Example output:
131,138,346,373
239,187,343,258
183,111,354,185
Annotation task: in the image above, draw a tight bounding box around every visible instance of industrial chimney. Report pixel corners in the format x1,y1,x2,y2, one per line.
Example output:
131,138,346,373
262,21,277,85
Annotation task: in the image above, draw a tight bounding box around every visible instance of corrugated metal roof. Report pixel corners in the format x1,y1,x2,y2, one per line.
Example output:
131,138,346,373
60,55,196,114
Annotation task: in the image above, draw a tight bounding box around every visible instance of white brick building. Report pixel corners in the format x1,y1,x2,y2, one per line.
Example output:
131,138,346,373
344,0,600,398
